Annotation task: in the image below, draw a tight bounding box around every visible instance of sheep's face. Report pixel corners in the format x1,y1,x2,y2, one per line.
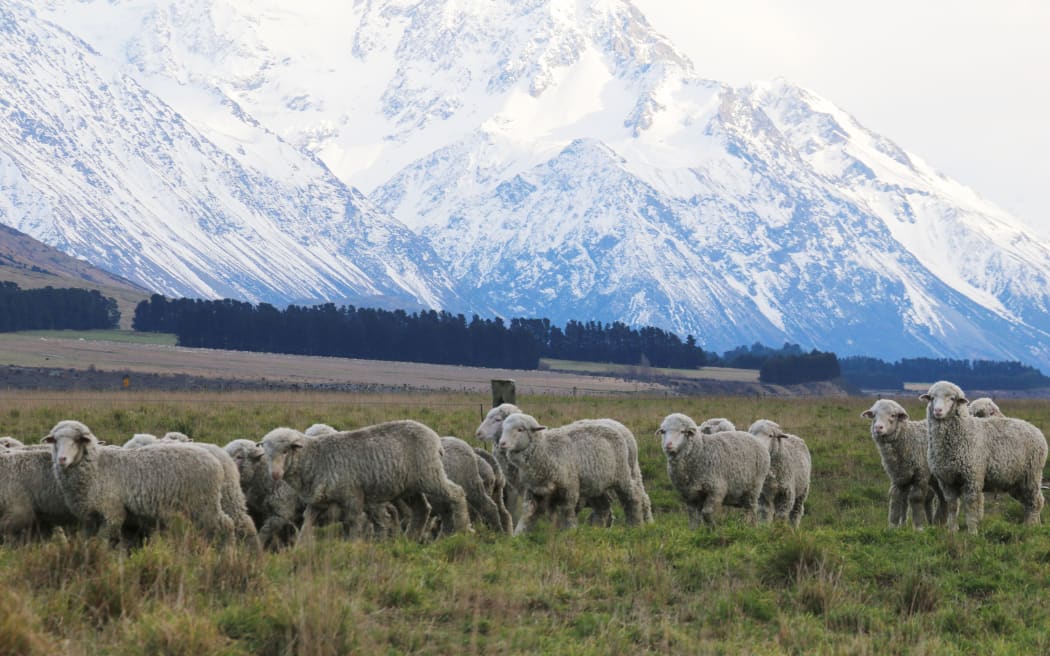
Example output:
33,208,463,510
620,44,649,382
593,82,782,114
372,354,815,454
476,404,521,442
261,428,307,481
699,418,735,435
162,432,192,442
657,414,696,457
969,399,1002,419
920,382,968,420
226,440,265,479
748,419,785,442
862,401,909,438
42,420,97,468
0,437,22,450
498,413,542,452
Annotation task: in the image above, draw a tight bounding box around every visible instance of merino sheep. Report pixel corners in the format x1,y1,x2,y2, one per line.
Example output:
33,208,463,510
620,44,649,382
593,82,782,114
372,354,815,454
699,418,737,434
969,398,1003,419
431,437,509,535
476,403,526,522
657,413,770,528
498,413,646,535
476,404,653,526
921,381,1047,533
474,447,513,533
0,447,76,537
43,420,234,544
122,432,258,544
747,419,812,528
861,399,944,529
300,422,406,538
261,421,470,541
225,438,302,548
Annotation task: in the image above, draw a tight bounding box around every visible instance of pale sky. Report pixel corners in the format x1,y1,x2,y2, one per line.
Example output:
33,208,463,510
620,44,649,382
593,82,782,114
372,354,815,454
634,0,1050,236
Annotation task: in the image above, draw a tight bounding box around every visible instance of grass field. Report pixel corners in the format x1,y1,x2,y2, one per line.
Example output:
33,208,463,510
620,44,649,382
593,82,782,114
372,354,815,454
541,358,761,382
2,391,1050,654
16,329,179,346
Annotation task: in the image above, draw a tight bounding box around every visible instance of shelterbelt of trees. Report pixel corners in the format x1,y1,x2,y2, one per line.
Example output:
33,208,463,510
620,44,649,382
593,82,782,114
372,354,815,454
0,282,119,331
132,295,1050,390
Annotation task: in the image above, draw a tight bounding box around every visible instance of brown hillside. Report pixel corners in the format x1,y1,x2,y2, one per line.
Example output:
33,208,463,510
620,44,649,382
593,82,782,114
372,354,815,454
0,223,152,328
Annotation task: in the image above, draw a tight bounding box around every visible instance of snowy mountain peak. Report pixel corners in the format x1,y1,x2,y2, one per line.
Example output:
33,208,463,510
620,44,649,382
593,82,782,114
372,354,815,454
7,0,1050,372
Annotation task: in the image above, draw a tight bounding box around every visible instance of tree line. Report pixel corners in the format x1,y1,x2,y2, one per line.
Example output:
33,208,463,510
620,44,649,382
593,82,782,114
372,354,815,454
839,356,1050,391
0,282,119,331
132,295,709,370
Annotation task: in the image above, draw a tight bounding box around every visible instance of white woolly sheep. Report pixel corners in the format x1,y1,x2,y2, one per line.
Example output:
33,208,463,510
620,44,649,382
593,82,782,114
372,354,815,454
699,418,737,434
43,420,234,544
431,436,509,535
225,438,302,548
0,447,77,537
921,381,1048,533
861,399,944,529
300,422,407,538
747,419,812,528
474,447,513,533
0,437,25,449
123,432,258,544
261,421,470,541
498,413,647,535
657,413,770,528
969,397,1003,419
476,404,653,527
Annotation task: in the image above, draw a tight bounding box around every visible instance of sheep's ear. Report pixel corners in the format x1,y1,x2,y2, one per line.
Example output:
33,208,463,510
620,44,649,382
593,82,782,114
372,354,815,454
76,433,94,444
897,410,910,421
919,393,932,402
654,428,664,437
535,425,547,432
861,410,875,419
684,427,696,437
958,396,969,405
42,434,55,444
96,439,107,446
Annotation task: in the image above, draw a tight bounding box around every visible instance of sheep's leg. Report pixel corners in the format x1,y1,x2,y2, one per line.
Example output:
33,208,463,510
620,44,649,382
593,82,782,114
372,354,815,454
296,504,320,544
788,496,805,529
930,478,948,525
940,486,961,532
585,494,613,527
556,488,579,531
888,483,906,528
756,492,773,524
1017,486,1044,525
773,490,794,524
401,493,431,541
514,494,543,536
701,490,725,528
960,484,983,534
923,486,937,527
907,484,927,530
613,483,644,527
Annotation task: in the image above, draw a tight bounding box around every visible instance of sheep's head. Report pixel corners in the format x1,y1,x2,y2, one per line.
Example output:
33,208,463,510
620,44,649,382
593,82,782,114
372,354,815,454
748,419,788,442
162,431,193,442
699,418,736,435
42,420,98,468
498,412,543,453
862,400,909,439
225,439,266,478
304,423,337,437
920,381,968,420
476,403,522,442
260,428,309,481
0,436,23,450
657,413,697,457
969,398,1003,419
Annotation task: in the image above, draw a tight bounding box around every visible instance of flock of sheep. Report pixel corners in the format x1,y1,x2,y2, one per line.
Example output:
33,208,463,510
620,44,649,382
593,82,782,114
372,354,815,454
0,380,1045,547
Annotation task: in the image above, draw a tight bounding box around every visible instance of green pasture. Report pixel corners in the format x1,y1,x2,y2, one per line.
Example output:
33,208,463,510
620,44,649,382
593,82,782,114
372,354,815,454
2,391,1049,654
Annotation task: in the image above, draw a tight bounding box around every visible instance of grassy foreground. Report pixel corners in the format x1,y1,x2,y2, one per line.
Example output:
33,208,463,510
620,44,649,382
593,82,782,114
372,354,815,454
2,391,1050,654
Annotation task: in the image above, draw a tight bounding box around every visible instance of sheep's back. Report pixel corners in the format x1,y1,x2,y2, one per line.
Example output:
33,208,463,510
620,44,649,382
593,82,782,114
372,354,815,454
98,445,225,515
979,417,1048,489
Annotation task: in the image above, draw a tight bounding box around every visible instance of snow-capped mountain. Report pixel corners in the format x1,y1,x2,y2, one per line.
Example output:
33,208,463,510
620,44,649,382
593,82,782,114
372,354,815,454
0,2,461,311
10,0,1050,370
